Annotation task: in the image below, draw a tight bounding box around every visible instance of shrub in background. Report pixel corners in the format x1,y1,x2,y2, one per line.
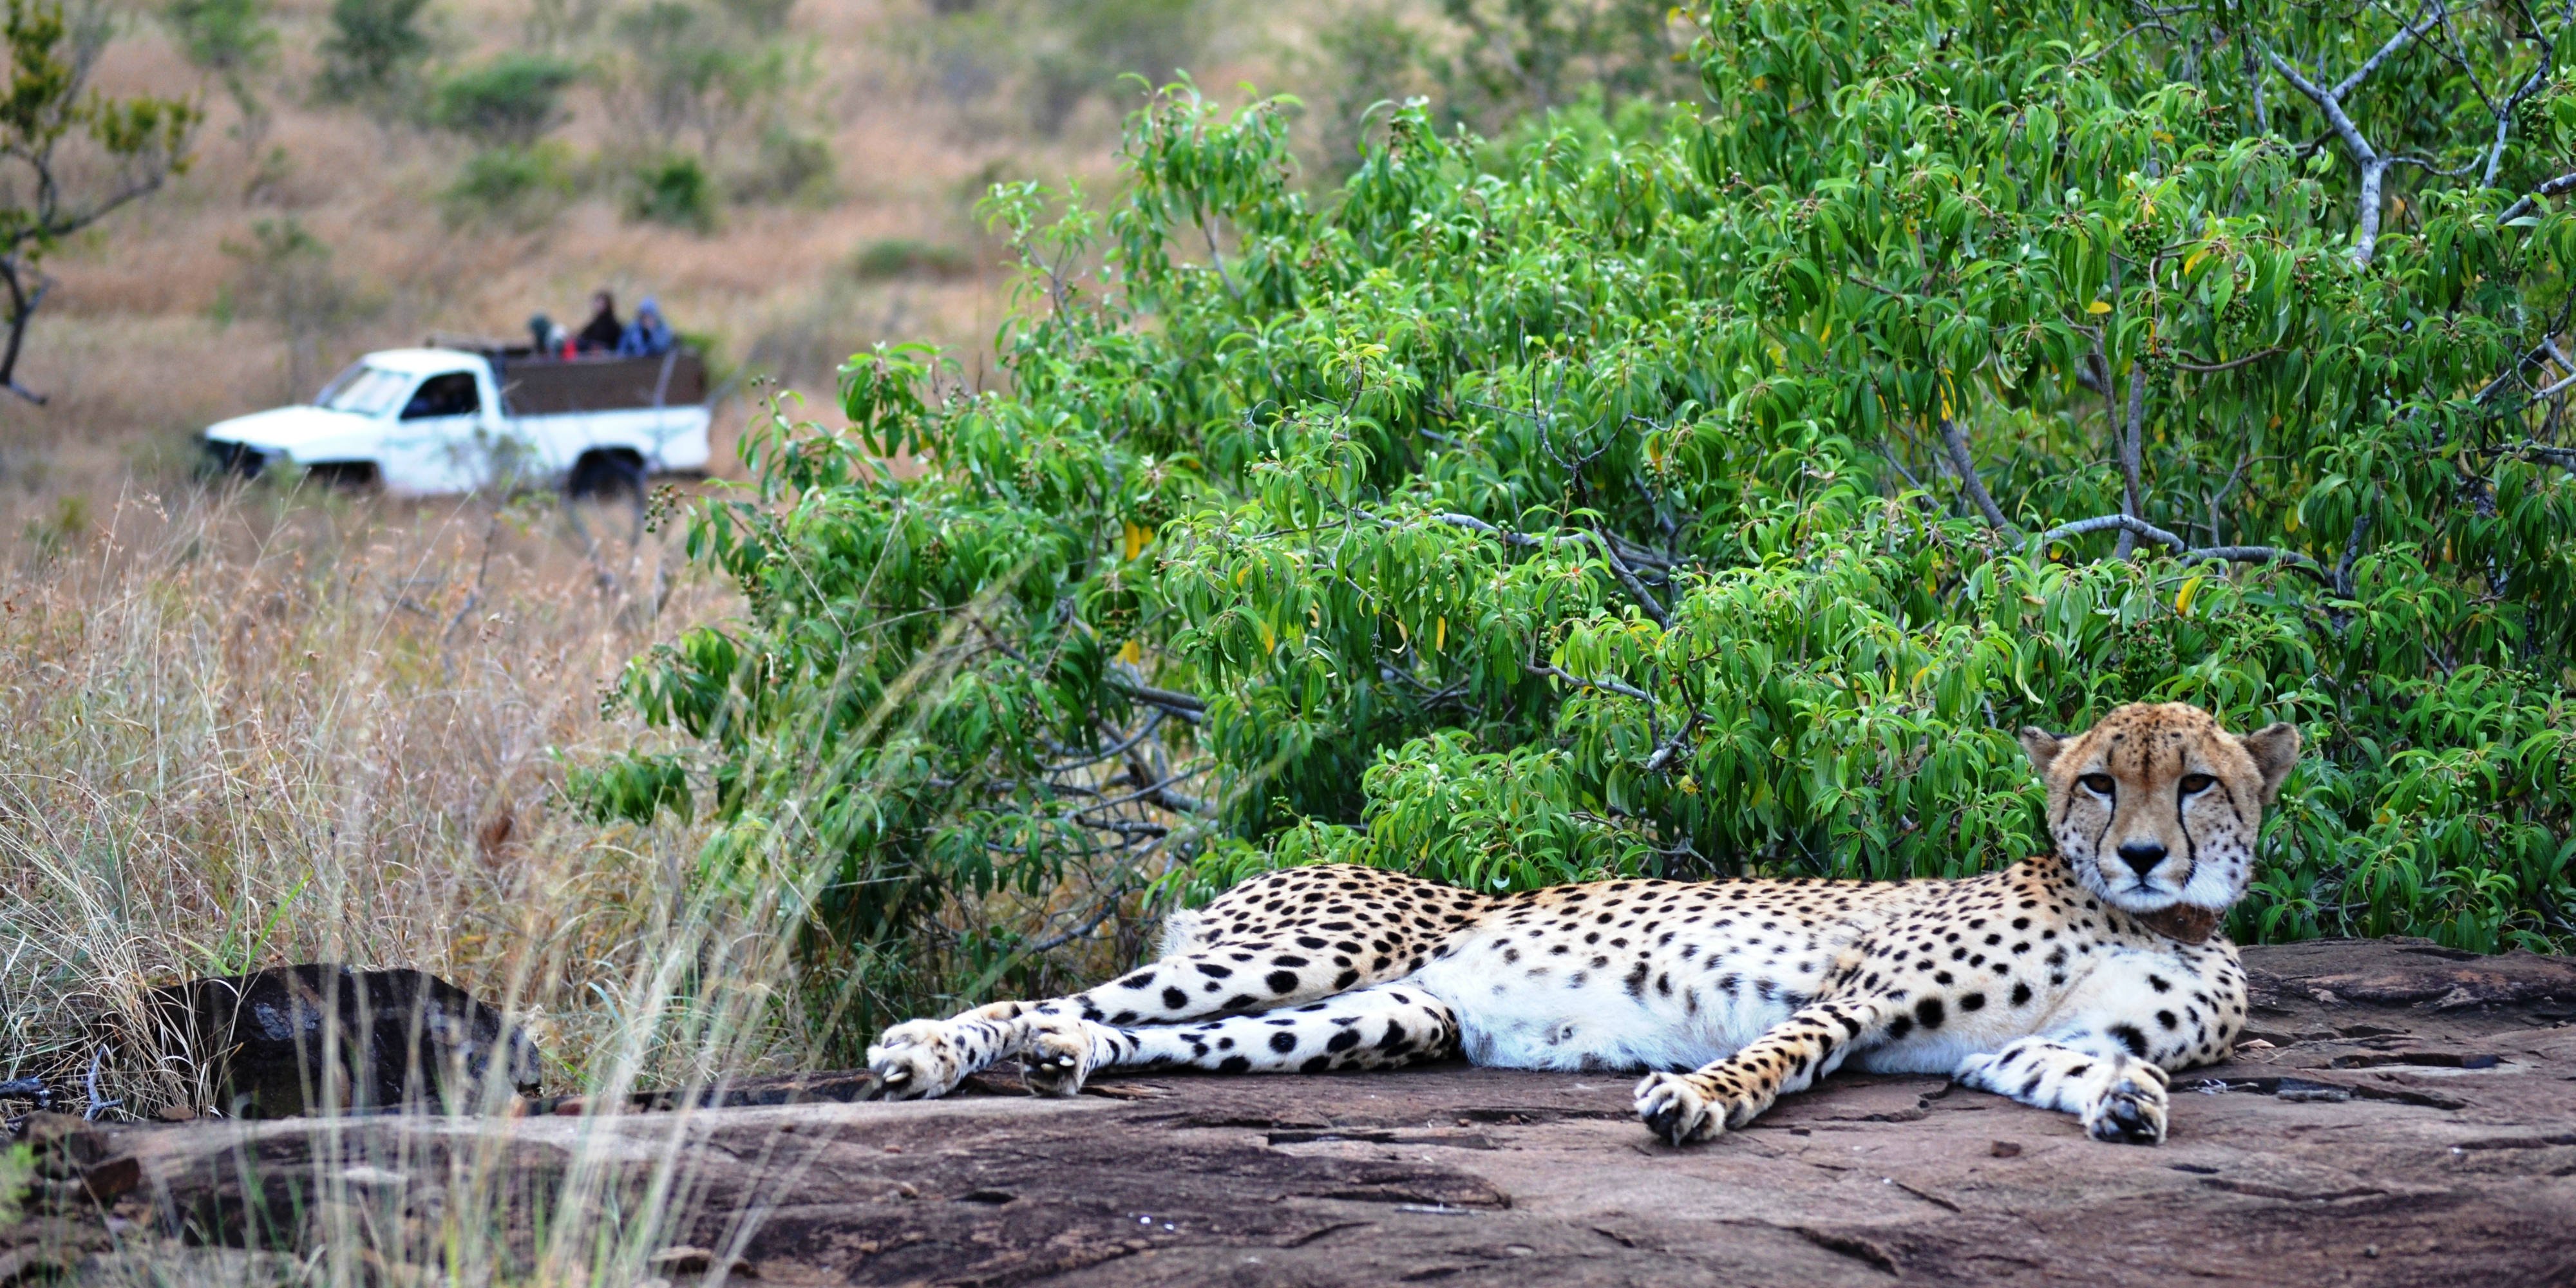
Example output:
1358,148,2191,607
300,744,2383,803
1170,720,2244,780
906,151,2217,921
430,53,582,148
848,236,973,281
587,0,2576,1043
442,141,583,226
730,122,835,206
160,0,278,155
315,0,431,115
625,151,717,230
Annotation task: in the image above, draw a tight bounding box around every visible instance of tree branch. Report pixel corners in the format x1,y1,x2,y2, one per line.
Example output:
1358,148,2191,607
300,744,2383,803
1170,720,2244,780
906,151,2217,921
1588,529,1670,628
1428,512,1675,621
1937,416,2019,536
1528,661,1654,704
1107,672,1206,724
2173,347,2287,374
2032,514,2334,583
2116,366,2148,558
2497,170,2576,225
2268,5,2443,266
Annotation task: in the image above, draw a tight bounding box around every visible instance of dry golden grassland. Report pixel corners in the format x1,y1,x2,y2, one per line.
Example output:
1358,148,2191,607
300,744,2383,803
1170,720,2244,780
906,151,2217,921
0,482,769,1106
0,0,1341,1104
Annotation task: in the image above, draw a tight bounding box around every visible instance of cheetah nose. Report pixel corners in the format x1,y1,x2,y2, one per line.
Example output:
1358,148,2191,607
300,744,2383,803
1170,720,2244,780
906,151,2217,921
2117,842,2168,878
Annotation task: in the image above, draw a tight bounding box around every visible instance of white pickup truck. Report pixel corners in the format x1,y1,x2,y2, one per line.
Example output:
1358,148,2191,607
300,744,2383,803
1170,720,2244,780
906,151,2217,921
198,345,714,497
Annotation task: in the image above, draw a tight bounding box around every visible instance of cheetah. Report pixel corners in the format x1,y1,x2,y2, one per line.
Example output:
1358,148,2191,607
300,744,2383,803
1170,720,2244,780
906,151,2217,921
864,703,2300,1145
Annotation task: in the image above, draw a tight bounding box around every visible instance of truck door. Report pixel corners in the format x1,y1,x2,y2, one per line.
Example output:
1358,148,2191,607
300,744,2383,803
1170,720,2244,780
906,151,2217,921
396,370,506,492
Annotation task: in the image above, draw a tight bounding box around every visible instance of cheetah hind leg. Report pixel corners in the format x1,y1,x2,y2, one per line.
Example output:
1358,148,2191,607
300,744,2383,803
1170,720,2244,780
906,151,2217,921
1017,983,1461,1096
1953,1035,2171,1144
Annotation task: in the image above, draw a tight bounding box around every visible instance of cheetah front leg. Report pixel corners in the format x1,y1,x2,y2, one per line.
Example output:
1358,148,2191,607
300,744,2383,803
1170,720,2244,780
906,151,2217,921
1014,983,1461,1095
866,943,1400,1099
1634,998,1889,1145
1955,1036,2172,1144
866,1001,1044,1101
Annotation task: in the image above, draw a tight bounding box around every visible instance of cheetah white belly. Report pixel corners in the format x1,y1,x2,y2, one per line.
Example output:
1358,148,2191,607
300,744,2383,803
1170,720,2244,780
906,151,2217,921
1407,936,1812,1072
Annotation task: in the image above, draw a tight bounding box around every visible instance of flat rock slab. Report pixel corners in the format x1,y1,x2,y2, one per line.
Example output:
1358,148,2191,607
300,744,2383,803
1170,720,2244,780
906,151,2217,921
50,938,2576,1286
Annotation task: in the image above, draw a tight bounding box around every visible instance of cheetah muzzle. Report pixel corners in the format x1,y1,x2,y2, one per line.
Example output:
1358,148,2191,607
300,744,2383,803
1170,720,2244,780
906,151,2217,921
862,703,2299,1146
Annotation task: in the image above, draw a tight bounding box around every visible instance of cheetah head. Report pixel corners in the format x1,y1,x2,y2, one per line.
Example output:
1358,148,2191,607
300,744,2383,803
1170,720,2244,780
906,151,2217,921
2018,704,2300,923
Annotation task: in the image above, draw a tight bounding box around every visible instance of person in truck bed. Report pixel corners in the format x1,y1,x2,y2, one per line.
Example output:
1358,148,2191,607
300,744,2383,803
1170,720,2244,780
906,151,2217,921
617,298,676,357
576,290,624,352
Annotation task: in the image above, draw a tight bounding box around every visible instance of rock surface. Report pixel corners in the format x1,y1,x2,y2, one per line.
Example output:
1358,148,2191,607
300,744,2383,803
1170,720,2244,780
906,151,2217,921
29,938,2576,1286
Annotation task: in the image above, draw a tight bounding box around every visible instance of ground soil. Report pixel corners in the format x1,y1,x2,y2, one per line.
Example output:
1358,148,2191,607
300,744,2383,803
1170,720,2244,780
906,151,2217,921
21,937,2576,1287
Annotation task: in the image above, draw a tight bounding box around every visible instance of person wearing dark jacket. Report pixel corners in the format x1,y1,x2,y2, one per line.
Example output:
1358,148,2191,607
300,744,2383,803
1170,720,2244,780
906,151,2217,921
575,290,624,352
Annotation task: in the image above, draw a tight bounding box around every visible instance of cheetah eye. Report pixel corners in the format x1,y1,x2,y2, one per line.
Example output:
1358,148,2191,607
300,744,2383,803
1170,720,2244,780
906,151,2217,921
2078,773,2116,795
2179,773,2216,795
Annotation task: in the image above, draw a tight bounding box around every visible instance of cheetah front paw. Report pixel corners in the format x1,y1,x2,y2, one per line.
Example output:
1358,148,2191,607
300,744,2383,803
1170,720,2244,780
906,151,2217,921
1634,1071,1752,1146
2083,1070,2170,1145
866,1019,969,1101
1016,1016,1094,1097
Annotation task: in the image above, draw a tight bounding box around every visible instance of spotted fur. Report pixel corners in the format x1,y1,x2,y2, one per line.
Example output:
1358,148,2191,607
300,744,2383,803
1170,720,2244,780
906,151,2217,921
865,703,2300,1146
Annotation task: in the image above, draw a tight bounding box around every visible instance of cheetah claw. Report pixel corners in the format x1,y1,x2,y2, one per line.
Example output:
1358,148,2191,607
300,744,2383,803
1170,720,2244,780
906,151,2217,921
1633,1071,1725,1146
866,1020,967,1101
1016,1018,1092,1097
2084,1075,2169,1144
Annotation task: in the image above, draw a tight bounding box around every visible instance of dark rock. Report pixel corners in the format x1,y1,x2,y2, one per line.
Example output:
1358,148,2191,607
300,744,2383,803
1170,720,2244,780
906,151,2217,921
144,965,541,1117
77,940,2576,1285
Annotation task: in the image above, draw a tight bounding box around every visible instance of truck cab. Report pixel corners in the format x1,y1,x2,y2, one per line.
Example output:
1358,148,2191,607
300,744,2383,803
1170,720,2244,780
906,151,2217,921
199,346,713,497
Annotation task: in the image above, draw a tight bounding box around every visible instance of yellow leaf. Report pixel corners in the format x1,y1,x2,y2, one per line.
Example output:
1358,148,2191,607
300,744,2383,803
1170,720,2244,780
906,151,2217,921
1435,616,1448,652
1118,639,1142,664
2175,574,2204,616
1124,522,1148,560
2183,248,2206,273
1259,619,1276,653
2086,300,2112,315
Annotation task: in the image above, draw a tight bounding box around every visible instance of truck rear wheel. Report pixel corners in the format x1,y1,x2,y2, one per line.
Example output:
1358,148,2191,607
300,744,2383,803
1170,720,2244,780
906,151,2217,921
566,451,646,501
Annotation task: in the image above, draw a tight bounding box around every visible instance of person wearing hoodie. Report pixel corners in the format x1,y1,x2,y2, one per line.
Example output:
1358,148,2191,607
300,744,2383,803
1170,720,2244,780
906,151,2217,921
618,297,676,357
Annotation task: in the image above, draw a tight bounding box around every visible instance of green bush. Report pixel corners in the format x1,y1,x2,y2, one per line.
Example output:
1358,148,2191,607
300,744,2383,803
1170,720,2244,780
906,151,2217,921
624,151,717,230
848,236,972,281
430,53,581,148
315,0,429,109
442,142,580,224
733,123,835,205
587,0,2576,1037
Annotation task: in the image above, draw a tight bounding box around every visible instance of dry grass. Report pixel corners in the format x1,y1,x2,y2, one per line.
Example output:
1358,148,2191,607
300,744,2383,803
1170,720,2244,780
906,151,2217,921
0,478,786,1110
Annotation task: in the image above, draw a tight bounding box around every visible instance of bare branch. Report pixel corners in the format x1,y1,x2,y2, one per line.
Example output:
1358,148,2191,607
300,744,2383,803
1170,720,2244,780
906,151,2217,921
2334,2,2447,99
2497,170,2576,225
2116,366,2148,558
2268,5,2444,265
2334,501,2376,598
2031,514,2334,583
1937,416,2020,536
2510,441,2576,469
2174,347,2288,374
1106,671,1206,724
1528,661,1655,704
1588,530,1670,628
2036,512,2190,553
1428,511,1676,621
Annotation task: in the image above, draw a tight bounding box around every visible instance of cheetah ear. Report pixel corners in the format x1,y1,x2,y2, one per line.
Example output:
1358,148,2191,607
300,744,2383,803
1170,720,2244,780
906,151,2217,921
2017,727,2067,777
2240,722,2302,804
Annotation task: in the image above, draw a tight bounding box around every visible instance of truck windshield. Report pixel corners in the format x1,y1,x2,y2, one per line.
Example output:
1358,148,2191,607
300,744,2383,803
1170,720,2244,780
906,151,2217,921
316,365,413,417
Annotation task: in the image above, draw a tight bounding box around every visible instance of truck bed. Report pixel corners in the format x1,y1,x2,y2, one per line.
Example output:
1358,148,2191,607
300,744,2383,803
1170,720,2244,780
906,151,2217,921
491,350,707,415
